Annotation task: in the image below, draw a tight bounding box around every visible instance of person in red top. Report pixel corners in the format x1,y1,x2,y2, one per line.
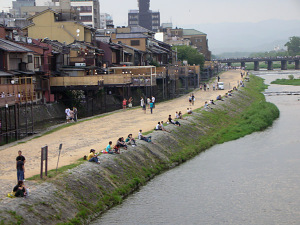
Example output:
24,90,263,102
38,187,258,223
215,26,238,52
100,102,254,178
123,98,127,111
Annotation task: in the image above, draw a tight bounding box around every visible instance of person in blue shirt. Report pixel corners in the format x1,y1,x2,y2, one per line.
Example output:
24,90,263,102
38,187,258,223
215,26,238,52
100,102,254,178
106,141,114,154
150,101,154,114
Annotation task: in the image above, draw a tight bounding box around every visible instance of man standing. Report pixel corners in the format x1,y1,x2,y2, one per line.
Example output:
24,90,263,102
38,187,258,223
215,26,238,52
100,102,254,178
65,107,70,123
151,96,155,108
16,151,25,181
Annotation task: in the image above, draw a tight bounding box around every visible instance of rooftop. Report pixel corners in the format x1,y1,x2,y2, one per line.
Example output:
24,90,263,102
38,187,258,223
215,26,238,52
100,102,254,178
183,29,206,36
0,38,33,52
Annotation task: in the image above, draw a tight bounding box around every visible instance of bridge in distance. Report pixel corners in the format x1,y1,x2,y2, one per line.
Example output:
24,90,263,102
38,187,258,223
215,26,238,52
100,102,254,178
215,56,300,71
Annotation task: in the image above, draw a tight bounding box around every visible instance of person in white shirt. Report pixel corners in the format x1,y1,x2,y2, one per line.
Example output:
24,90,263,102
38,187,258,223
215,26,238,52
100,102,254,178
65,108,71,123
155,122,162,130
175,112,179,119
151,96,155,108
138,130,151,142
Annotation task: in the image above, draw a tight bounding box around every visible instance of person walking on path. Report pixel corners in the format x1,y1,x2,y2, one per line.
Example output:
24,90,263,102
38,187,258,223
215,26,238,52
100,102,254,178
150,101,154,114
147,97,151,109
128,97,133,108
73,107,78,122
203,83,207,91
65,107,70,123
191,93,195,106
142,102,146,114
123,98,127,111
218,76,220,82
152,96,156,108
140,97,144,107
16,151,25,181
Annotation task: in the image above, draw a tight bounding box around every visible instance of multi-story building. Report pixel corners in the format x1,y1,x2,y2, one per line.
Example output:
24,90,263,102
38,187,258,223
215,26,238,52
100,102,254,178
161,24,211,60
128,0,160,32
100,13,114,29
52,0,100,28
23,8,95,44
12,0,35,17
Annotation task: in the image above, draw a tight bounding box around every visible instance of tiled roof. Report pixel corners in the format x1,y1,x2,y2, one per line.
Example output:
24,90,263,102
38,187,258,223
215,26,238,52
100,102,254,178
0,38,33,52
183,29,206,36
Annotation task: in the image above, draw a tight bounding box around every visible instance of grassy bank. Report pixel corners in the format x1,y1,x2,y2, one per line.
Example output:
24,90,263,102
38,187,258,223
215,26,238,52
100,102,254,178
0,75,279,225
271,78,300,86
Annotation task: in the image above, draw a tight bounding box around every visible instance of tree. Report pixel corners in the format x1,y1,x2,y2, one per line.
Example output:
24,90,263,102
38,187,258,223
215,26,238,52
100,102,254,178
285,36,300,56
173,45,205,69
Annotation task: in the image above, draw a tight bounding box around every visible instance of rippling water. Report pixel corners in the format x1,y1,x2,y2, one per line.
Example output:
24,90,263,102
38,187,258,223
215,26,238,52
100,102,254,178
92,71,300,225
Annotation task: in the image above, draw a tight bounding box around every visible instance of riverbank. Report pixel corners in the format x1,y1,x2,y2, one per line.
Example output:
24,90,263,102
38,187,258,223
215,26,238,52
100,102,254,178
0,70,240,200
0,73,279,225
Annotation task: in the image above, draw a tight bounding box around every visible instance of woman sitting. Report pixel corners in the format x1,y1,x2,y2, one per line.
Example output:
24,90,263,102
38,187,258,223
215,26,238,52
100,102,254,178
87,149,100,164
117,137,128,150
13,180,28,197
125,134,136,146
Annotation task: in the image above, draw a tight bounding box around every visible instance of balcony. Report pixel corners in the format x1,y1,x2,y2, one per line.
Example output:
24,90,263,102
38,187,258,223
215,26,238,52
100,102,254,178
50,76,104,91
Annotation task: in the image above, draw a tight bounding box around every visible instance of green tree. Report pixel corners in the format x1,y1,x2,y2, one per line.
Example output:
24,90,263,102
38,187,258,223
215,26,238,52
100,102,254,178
173,45,205,69
285,36,300,56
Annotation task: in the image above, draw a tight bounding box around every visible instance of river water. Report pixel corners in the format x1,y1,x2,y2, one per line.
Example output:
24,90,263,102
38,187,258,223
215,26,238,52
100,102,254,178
92,70,300,225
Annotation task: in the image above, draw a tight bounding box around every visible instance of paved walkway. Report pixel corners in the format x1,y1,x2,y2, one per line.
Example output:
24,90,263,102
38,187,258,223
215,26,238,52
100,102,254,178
0,70,242,199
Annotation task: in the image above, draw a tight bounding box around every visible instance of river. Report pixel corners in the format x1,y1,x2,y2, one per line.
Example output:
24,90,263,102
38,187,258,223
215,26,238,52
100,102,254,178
92,70,300,225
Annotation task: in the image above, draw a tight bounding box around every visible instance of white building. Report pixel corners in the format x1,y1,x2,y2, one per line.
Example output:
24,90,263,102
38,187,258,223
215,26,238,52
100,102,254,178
100,13,114,29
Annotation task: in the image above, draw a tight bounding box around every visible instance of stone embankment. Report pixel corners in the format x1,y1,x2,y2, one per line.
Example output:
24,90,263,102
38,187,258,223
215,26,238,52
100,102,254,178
0,75,279,225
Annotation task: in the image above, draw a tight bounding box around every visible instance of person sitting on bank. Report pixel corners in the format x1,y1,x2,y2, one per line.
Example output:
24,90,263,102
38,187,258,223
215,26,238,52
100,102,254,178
175,111,180,119
155,122,162,131
228,91,232,96
216,95,223,101
138,130,152,142
105,141,114,154
167,115,181,126
87,149,100,164
204,101,211,110
13,180,28,197
210,100,216,105
125,134,136,146
117,137,128,150
187,108,193,114
160,121,171,133
113,144,121,154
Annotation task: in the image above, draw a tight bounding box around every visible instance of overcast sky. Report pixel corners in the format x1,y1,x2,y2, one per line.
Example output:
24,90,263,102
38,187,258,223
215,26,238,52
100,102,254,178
0,0,300,27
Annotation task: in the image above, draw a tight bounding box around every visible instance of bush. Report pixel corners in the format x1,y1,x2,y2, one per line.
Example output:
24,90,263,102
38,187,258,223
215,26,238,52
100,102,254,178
288,75,294,80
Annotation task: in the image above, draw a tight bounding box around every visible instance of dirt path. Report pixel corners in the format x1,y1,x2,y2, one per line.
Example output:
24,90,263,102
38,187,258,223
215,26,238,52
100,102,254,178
0,70,242,197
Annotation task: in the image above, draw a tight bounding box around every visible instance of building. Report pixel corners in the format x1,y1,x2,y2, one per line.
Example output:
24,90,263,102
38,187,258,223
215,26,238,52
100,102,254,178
12,0,35,17
128,0,160,32
23,8,95,44
161,24,211,61
100,13,114,29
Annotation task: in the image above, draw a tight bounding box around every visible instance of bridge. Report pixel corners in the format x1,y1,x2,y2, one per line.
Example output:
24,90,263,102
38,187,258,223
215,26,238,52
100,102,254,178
216,56,300,71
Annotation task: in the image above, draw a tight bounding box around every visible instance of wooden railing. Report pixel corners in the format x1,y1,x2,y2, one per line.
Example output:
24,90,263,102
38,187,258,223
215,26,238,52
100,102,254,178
100,74,132,85
50,76,104,86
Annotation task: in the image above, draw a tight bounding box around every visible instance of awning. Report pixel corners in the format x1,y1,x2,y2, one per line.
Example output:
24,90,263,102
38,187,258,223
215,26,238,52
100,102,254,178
0,71,13,77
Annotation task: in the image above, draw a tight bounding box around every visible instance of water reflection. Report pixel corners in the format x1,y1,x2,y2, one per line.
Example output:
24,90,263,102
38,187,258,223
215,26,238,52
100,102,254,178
93,71,300,225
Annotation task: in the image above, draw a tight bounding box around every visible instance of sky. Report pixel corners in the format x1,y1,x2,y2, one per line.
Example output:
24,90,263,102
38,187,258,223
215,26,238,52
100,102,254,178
0,0,300,27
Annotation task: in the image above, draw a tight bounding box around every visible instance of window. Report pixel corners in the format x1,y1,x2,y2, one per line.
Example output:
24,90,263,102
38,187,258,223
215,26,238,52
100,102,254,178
80,16,92,22
34,57,40,68
131,40,140,46
28,55,33,63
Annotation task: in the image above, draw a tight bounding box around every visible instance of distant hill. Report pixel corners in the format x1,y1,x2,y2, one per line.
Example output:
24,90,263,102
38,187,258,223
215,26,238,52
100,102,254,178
183,19,300,55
